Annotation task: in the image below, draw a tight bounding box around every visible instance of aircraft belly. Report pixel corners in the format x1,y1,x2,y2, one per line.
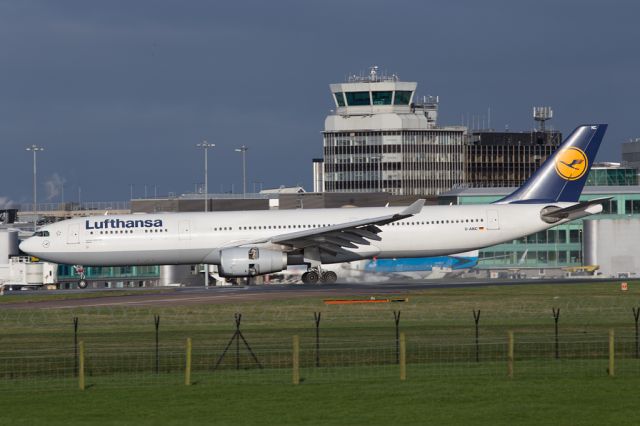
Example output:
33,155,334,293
36,248,208,266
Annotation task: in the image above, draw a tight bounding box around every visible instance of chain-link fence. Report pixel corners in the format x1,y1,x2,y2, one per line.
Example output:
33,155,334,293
1,318,639,391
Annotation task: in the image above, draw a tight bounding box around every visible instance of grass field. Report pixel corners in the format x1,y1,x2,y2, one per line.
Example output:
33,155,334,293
2,377,640,425
1,281,640,424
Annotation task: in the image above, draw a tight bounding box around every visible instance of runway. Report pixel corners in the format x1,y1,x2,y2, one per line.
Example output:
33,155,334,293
0,278,619,310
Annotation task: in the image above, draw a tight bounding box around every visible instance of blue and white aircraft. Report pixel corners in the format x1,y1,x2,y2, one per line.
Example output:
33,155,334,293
323,251,479,281
20,125,609,284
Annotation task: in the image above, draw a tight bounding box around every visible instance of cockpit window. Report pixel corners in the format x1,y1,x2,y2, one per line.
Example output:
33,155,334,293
34,231,50,237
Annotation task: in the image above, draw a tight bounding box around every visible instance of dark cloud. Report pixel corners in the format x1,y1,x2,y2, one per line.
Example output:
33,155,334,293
1,0,639,203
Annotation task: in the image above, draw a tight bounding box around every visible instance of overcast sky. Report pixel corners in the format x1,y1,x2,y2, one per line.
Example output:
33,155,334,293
1,0,639,206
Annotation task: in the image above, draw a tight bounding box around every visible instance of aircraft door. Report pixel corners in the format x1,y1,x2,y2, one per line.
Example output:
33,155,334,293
67,224,80,244
179,221,191,240
486,210,500,230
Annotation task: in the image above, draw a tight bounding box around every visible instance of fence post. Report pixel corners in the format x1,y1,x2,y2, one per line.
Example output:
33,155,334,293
154,315,160,374
314,312,321,368
185,337,192,386
292,335,300,385
73,317,79,377
399,332,406,381
473,310,481,362
552,308,560,359
633,307,639,359
235,313,241,370
507,331,514,379
608,329,615,377
394,311,401,364
78,340,85,391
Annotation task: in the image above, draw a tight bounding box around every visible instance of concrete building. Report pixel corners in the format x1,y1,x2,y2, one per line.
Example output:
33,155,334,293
322,66,466,196
465,129,562,188
584,218,640,278
621,138,640,172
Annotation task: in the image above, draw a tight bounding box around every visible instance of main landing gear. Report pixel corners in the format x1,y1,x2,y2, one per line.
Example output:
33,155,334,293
301,268,337,284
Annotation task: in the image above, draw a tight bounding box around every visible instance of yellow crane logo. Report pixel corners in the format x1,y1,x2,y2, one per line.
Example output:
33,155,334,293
555,147,588,181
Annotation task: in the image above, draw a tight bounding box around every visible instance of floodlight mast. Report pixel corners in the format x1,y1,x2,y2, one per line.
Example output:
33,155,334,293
235,145,248,198
25,144,44,232
196,141,215,288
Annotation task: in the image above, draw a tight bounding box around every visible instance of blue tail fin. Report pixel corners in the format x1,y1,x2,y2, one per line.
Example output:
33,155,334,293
495,124,607,204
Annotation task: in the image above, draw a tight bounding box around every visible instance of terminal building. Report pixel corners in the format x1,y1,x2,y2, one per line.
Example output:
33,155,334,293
321,66,466,196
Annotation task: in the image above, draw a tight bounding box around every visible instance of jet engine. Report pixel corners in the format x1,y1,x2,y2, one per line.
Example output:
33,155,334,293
218,247,287,277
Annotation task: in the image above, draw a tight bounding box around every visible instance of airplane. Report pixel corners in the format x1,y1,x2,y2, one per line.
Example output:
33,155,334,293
324,251,480,282
20,124,608,285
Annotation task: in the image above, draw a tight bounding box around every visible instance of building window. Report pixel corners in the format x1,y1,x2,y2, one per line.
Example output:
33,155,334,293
345,91,371,106
602,200,618,214
625,199,640,214
372,91,392,105
569,229,581,244
558,230,566,244
559,251,567,263
334,92,346,107
393,91,412,105
570,250,581,263
538,252,548,263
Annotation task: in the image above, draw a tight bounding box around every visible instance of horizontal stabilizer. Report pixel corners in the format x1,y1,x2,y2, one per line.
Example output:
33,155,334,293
541,197,611,222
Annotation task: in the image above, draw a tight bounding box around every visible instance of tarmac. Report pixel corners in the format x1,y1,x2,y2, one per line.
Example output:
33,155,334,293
0,278,619,310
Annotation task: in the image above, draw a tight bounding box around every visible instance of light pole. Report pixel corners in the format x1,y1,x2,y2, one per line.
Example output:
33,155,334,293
25,144,44,231
196,141,215,289
235,145,248,197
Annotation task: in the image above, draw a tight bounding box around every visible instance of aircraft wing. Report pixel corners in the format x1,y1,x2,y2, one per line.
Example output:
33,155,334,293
222,199,425,256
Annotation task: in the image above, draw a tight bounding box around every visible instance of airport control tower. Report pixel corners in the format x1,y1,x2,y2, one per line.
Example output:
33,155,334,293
321,66,466,196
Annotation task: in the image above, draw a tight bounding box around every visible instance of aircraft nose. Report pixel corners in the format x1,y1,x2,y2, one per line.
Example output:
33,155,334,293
19,238,34,254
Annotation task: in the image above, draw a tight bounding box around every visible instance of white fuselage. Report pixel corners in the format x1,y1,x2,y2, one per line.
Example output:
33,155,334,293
20,203,577,267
